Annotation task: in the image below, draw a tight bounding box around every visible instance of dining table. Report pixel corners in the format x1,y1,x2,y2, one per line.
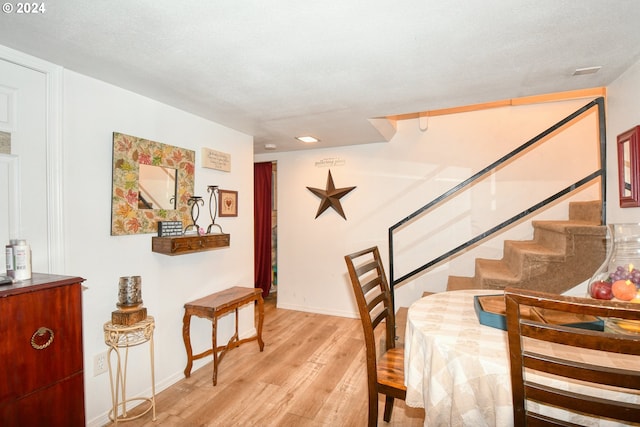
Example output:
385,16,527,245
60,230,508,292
403,289,640,427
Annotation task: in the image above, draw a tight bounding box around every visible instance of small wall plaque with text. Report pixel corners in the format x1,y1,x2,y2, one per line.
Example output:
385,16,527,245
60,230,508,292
202,148,231,172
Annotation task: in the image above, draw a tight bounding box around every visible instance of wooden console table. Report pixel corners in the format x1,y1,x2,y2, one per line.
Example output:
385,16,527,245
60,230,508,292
182,286,265,385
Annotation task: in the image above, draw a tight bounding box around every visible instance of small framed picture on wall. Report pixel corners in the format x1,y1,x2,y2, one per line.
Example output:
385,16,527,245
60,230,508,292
218,189,238,217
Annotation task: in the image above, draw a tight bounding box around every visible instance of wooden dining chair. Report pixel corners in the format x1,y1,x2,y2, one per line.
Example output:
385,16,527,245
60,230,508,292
504,287,640,426
344,246,406,427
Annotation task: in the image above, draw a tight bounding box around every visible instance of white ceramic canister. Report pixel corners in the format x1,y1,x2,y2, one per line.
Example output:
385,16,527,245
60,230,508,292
13,239,31,281
5,241,15,279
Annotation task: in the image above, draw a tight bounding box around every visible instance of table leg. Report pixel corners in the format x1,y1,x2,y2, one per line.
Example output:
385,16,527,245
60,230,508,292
106,346,117,425
182,311,193,378
149,330,157,421
122,346,129,417
256,295,265,351
107,345,125,425
212,315,218,386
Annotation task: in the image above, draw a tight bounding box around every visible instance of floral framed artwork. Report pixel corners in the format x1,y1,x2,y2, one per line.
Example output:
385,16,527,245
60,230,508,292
111,132,195,235
218,189,238,217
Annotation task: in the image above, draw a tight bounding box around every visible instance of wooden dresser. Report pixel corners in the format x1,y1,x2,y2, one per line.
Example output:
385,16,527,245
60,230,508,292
0,273,86,426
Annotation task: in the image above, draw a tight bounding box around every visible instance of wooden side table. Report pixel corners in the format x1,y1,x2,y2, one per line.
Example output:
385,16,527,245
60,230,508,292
104,316,156,425
183,286,265,385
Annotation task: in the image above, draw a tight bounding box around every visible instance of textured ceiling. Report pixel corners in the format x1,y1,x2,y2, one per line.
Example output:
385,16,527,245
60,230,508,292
1,1,639,153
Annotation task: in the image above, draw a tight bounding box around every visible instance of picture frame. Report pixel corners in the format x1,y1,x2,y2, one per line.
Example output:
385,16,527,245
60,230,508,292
218,189,238,217
111,132,195,235
617,126,640,208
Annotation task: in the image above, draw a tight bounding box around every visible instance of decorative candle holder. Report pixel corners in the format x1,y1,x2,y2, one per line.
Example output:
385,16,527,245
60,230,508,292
206,185,224,234
112,275,147,325
184,196,204,234
117,276,143,308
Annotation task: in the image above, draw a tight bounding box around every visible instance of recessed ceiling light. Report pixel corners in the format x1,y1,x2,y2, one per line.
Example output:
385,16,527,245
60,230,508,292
295,136,319,143
264,143,277,150
573,66,602,76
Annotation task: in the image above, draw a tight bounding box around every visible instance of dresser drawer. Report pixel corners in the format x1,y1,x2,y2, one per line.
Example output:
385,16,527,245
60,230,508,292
0,283,83,404
0,371,85,427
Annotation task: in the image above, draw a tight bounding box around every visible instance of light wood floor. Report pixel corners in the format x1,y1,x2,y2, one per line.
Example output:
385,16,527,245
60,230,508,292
109,293,425,426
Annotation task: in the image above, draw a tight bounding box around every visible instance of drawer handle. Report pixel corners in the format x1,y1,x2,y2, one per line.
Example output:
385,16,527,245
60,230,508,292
30,327,54,350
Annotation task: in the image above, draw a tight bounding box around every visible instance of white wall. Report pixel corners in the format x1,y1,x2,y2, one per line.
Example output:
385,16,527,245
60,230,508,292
61,71,255,425
256,98,603,316
606,58,640,223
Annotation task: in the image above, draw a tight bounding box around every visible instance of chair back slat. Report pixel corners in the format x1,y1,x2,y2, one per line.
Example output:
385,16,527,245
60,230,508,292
354,258,380,277
523,351,640,389
505,287,640,425
525,382,640,423
361,276,383,298
370,307,389,331
526,413,585,427
520,319,640,355
366,291,386,312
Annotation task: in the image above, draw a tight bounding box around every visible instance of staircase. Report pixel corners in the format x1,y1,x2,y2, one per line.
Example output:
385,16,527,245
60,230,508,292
446,200,607,294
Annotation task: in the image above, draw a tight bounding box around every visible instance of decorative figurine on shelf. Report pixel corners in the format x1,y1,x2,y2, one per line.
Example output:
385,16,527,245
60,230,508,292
206,185,224,234
184,196,204,235
112,276,148,325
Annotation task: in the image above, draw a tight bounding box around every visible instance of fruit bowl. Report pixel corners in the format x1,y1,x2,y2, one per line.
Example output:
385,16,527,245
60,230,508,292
587,223,640,301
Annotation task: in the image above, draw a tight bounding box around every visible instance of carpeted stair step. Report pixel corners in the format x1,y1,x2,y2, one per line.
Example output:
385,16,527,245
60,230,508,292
445,201,606,294
475,258,520,289
568,200,602,223
502,240,566,273
446,276,476,291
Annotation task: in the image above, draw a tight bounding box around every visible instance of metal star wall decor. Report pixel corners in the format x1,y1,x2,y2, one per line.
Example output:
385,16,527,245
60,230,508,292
307,170,356,220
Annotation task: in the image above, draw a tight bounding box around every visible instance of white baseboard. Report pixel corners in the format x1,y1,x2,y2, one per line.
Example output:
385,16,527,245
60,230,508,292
276,302,358,319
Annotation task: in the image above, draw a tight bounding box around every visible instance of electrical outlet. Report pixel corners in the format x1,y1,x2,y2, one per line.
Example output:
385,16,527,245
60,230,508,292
93,351,108,376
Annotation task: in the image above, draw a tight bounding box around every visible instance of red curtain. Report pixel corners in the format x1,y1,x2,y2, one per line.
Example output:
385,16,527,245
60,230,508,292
254,162,272,297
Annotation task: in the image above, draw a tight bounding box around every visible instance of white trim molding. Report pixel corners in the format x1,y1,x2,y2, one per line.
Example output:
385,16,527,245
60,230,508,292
0,84,18,133
0,44,65,273
0,154,20,239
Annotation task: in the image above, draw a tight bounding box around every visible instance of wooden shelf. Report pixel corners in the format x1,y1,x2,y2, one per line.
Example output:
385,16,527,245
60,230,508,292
152,234,230,255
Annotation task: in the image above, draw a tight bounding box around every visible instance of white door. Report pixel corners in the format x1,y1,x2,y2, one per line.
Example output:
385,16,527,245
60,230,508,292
0,58,49,274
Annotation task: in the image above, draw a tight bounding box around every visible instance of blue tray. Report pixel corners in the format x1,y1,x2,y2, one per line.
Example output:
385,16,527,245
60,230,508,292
474,294,604,332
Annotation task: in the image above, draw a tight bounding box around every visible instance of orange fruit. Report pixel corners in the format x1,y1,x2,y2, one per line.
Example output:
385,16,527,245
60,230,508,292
612,280,637,301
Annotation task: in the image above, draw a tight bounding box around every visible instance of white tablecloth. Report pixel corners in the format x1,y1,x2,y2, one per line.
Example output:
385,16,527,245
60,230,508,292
405,290,512,427
403,289,640,427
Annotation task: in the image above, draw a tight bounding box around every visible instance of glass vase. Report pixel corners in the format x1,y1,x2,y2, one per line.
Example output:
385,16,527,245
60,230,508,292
588,223,640,301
